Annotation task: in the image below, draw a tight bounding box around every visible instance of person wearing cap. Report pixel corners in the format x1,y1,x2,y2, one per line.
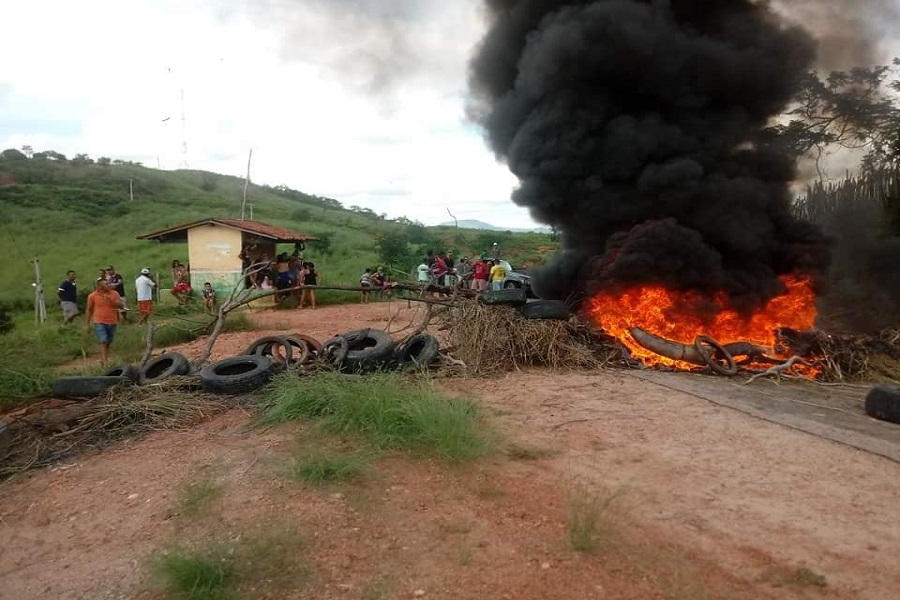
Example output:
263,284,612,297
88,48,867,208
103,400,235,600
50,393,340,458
135,267,156,325
85,277,125,364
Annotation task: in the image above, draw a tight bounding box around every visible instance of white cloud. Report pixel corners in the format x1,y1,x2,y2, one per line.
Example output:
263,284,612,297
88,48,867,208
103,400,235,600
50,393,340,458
0,0,540,230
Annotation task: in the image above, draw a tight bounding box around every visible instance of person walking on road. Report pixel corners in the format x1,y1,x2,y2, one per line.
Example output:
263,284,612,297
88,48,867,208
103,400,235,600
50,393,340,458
57,270,79,324
85,277,125,364
135,268,156,325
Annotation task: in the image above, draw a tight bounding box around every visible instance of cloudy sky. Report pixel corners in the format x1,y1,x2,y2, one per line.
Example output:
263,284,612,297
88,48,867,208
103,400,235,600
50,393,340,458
2,1,898,230
0,0,533,228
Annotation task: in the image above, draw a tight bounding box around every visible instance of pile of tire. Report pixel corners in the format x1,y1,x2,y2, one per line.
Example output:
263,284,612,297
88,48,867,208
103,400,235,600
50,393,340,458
51,351,192,400
478,290,572,321
50,328,444,401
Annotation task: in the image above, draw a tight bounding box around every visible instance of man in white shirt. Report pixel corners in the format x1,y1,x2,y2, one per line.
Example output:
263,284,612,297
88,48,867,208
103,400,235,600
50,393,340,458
135,268,156,325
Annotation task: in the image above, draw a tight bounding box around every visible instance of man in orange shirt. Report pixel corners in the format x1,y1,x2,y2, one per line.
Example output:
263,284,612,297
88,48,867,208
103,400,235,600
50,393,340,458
85,277,125,364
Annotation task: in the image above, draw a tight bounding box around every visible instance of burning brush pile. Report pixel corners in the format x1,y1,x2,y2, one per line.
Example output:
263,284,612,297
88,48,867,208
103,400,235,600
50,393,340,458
465,0,898,382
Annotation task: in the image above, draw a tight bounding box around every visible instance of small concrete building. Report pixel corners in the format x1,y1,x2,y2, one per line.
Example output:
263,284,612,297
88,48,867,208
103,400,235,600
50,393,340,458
137,218,316,296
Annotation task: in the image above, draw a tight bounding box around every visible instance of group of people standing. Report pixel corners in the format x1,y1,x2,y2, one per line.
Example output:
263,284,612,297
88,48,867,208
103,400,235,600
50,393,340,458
239,243,320,309
57,266,157,364
416,247,508,292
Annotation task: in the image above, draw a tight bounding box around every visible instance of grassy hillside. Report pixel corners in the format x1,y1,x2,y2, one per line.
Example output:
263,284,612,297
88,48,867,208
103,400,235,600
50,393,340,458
0,153,557,309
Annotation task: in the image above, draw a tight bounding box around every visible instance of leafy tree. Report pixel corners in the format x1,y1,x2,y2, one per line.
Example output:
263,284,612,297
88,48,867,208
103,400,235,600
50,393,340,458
199,173,216,191
96,156,112,166
311,231,333,255
71,153,94,165
0,148,27,161
375,231,413,269
32,150,66,161
20,145,33,158
767,59,900,172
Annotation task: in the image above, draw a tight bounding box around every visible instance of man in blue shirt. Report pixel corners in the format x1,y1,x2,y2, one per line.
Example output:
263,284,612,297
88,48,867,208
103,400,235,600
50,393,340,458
58,270,79,324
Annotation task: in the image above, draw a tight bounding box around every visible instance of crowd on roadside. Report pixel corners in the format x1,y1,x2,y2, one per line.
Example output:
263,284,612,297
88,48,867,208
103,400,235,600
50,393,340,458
415,243,508,292
239,243,320,309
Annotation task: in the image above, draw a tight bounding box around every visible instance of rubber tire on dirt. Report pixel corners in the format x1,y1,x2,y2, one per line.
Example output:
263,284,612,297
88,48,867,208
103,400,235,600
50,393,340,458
322,335,350,367
340,329,396,373
51,376,132,399
479,288,528,307
281,335,312,365
517,300,571,321
103,363,140,382
864,385,900,425
503,281,520,290
200,355,275,396
243,335,293,367
394,333,440,372
289,333,324,361
140,352,191,384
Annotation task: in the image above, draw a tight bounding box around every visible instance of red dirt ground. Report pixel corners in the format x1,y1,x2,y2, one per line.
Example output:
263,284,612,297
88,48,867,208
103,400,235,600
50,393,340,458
1,301,898,599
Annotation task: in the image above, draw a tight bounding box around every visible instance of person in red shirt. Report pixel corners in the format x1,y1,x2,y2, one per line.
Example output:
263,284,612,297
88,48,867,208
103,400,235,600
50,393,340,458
432,254,448,286
471,257,489,292
85,277,125,364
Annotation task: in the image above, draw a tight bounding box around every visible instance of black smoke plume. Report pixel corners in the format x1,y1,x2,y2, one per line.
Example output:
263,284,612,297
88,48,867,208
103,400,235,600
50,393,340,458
469,0,832,313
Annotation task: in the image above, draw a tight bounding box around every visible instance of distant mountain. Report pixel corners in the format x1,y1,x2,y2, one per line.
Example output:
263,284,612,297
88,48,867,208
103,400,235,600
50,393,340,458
438,219,552,234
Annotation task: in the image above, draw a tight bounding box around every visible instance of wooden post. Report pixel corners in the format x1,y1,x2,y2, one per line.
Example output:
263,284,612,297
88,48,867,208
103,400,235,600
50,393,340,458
33,257,47,324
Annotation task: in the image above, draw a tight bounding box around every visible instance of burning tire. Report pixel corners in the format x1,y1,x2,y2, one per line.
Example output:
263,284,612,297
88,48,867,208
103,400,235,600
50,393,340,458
103,363,140,382
694,335,738,376
479,288,528,306
518,300,570,321
395,333,439,371
864,385,900,425
52,376,132,399
200,355,275,396
340,328,396,373
140,352,190,384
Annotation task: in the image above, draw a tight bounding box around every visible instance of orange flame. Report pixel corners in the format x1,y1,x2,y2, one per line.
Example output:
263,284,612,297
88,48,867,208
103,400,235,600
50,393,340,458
583,275,817,370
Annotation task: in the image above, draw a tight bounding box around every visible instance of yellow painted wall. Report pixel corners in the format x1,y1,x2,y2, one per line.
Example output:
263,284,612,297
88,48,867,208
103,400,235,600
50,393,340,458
187,225,242,272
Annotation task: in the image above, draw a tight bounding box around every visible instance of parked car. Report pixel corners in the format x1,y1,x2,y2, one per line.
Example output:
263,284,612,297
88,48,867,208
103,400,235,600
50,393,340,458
497,260,534,296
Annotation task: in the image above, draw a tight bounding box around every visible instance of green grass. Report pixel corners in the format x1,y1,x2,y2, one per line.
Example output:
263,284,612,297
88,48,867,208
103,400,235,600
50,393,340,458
152,528,308,599
289,450,370,484
565,484,625,554
155,550,234,600
0,306,252,410
260,372,495,462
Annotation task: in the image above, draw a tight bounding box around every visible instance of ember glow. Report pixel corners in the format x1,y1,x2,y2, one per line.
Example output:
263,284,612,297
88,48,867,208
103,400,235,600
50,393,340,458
583,275,817,370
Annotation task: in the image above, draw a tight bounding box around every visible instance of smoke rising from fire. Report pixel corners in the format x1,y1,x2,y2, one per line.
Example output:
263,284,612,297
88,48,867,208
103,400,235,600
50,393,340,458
771,0,900,71
468,0,832,312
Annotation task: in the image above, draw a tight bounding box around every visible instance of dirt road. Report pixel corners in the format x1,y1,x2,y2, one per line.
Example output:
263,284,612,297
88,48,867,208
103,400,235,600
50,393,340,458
1,301,898,599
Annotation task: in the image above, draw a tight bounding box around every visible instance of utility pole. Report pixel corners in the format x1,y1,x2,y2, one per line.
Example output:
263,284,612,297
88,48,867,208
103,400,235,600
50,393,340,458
249,204,254,220
33,257,47,324
128,178,134,201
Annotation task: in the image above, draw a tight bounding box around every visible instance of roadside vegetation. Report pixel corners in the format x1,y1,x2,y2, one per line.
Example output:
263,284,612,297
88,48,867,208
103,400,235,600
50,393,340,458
260,371,496,463
152,527,309,600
